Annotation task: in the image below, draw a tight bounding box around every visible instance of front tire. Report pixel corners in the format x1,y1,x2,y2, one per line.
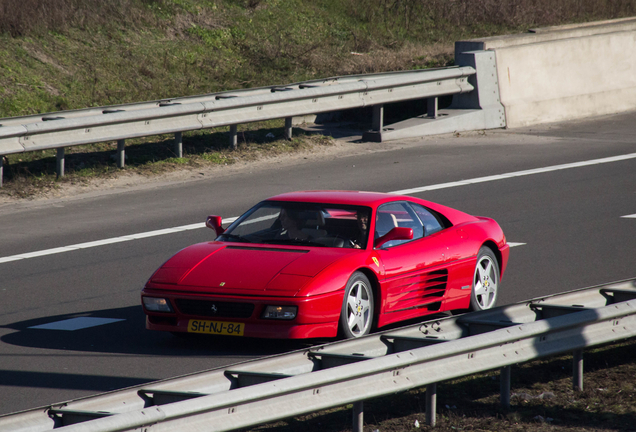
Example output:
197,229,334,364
469,247,500,311
339,272,374,338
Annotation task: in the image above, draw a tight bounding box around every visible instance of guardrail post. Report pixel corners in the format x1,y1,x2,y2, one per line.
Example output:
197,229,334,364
500,366,511,408
174,132,183,158
284,117,292,141
56,147,65,178
117,139,125,169
425,383,437,427
230,125,238,150
372,105,384,132
352,401,363,432
573,349,583,391
427,97,438,119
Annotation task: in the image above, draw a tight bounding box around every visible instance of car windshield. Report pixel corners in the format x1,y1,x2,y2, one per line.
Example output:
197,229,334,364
219,201,372,249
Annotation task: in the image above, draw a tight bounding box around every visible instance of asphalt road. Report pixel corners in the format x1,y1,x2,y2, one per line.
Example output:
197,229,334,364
0,111,635,416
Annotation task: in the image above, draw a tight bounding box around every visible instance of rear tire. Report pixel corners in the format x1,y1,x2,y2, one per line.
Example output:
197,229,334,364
339,272,374,338
469,247,499,311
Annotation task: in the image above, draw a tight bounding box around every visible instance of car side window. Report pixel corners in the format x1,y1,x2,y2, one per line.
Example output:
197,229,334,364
409,203,445,236
375,202,424,248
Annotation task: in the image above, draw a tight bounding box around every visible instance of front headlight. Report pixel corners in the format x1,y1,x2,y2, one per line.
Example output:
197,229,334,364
143,297,173,313
262,305,297,320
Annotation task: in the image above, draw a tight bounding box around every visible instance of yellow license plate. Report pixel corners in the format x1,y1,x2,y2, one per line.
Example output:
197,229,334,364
187,319,244,336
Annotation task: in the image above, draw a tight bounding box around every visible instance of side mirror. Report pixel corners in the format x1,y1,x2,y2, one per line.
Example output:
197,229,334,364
374,227,413,249
206,215,225,236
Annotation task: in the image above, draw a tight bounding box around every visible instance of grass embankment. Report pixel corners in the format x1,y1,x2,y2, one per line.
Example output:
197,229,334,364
249,339,636,431
0,0,635,198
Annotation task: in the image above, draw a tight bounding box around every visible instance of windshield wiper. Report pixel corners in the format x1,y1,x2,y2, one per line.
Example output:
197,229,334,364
220,233,249,243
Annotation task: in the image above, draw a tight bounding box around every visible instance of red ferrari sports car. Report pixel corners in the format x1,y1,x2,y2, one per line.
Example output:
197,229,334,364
142,191,509,339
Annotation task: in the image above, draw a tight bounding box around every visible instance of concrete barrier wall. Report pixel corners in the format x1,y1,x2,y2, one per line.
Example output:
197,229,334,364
457,18,636,128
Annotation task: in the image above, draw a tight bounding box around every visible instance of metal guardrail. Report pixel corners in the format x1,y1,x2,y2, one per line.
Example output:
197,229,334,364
0,66,476,185
0,68,469,129
0,49,508,186
0,68,475,152
2,278,635,432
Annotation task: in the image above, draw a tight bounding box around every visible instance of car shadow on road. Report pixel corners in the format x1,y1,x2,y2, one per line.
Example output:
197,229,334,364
0,305,319,357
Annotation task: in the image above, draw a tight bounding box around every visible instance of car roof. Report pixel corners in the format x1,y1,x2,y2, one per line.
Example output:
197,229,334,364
265,190,404,207
265,190,477,226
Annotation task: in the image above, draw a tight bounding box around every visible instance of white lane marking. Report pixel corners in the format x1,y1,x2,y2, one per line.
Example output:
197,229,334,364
391,152,636,195
2,152,635,264
621,214,636,219
507,242,526,247
29,317,125,331
0,218,237,264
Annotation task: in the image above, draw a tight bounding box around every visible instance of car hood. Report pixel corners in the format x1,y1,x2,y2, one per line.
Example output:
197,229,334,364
149,242,353,295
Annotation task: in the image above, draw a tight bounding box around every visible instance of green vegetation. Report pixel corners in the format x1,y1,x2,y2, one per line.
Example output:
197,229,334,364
1,0,635,197
3,0,635,117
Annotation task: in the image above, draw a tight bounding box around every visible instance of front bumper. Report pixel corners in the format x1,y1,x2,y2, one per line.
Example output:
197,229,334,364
142,288,343,339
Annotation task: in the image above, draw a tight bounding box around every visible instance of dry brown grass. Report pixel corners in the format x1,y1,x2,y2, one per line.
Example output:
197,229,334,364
0,0,160,36
3,0,635,39
347,0,636,32
311,41,454,77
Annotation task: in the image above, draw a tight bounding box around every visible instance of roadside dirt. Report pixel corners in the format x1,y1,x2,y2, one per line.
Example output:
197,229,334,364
0,127,524,212
0,129,441,209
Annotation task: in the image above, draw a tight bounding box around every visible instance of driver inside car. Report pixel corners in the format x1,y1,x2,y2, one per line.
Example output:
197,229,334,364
277,209,309,240
351,209,370,249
